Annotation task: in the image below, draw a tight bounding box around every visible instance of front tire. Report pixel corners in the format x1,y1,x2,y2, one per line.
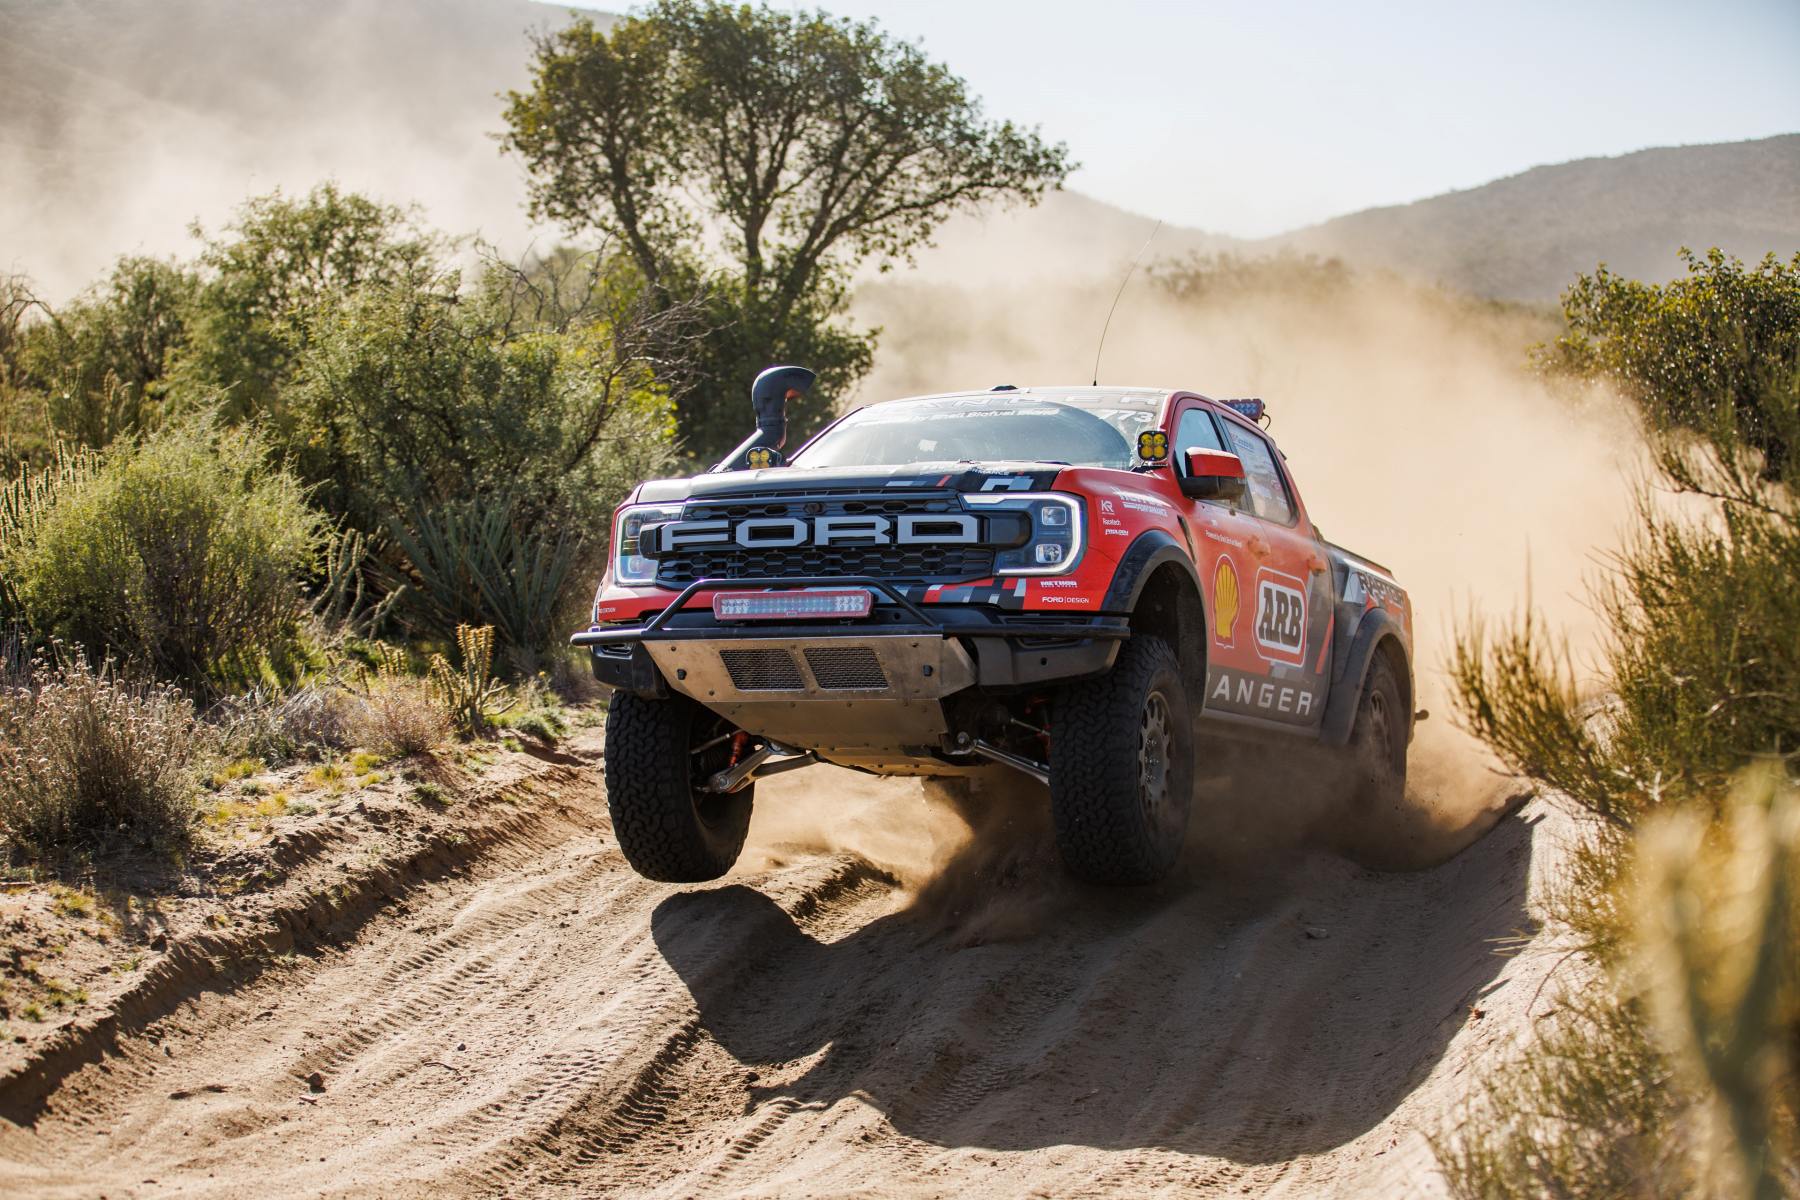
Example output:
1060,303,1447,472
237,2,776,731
603,693,753,882
1049,634,1193,885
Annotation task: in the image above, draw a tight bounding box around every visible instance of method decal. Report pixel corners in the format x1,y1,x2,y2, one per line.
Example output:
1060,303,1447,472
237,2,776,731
1253,567,1307,667
1212,555,1240,647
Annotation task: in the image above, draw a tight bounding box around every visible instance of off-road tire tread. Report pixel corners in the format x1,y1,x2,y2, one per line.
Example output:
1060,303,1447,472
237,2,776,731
1352,655,1407,810
1050,634,1189,886
603,693,751,882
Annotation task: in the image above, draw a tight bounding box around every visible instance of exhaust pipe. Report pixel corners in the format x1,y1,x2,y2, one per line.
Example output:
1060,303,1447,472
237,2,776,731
713,364,816,472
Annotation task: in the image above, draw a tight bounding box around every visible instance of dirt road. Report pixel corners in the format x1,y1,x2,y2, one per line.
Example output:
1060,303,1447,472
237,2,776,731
0,729,1569,1198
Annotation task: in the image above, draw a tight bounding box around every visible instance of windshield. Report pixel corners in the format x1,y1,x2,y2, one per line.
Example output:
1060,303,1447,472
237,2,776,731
793,395,1159,469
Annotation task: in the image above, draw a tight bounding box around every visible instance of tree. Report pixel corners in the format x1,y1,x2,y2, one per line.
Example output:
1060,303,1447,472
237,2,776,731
172,184,438,423
503,0,1071,460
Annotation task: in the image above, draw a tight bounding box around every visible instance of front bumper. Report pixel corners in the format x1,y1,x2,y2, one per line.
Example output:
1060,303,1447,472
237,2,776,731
574,575,1125,701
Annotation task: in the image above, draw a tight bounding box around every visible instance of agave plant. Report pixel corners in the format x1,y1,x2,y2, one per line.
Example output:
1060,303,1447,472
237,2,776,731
386,496,582,670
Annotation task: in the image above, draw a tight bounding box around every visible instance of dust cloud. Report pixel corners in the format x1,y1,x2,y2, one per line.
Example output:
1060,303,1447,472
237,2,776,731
0,0,576,301
742,232,1645,924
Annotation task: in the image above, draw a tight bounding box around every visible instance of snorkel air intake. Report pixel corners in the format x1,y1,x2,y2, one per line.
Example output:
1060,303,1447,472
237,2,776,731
713,365,816,472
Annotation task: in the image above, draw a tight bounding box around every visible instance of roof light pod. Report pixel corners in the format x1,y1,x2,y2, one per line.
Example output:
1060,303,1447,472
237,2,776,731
1223,397,1266,421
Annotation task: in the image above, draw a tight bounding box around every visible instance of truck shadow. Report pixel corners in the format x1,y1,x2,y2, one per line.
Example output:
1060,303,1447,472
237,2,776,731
649,805,1539,1162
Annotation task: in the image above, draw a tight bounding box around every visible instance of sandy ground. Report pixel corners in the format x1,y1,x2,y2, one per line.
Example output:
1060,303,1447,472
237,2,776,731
0,725,1578,1198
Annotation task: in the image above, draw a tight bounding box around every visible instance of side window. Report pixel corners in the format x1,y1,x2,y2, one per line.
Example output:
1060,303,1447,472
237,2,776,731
1223,423,1296,525
1173,407,1226,472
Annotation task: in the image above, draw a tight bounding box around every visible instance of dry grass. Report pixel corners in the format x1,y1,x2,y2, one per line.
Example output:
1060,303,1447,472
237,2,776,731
349,675,450,758
0,654,207,856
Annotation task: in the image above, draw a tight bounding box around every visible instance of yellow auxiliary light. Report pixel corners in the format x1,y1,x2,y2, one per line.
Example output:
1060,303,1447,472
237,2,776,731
1137,429,1169,462
746,446,776,469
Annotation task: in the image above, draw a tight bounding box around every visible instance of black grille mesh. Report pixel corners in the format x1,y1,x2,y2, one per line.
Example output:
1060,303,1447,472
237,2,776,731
803,647,888,690
655,494,994,586
719,648,804,690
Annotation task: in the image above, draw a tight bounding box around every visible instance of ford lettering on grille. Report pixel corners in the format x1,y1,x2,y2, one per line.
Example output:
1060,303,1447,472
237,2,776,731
655,512,978,550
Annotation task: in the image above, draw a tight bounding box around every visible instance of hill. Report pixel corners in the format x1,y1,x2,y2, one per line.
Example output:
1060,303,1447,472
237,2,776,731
1,0,1794,305
1257,134,1800,301
909,135,1799,301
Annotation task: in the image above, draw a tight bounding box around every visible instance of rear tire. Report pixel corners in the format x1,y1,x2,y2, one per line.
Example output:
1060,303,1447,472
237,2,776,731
603,692,753,882
1349,654,1407,811
1049,634,1193,885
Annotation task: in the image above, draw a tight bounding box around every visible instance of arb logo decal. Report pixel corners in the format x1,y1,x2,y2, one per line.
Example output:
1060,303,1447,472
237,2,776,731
1254,568,1306,665
1212,556,1240,647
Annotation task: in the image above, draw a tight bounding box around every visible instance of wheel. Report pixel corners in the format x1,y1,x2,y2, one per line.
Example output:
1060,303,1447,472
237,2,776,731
1349,654,1407,811
602,692,753,882
1048,634,1193,885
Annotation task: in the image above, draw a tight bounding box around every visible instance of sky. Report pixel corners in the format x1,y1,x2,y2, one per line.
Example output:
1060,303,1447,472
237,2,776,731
581,0,1800,237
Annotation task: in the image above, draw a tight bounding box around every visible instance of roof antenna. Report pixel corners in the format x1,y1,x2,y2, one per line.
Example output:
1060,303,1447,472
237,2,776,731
1091,219,1162,387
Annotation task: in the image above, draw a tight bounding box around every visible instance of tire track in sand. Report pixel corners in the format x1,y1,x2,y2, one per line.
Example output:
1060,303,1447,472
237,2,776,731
0,762,1565,1199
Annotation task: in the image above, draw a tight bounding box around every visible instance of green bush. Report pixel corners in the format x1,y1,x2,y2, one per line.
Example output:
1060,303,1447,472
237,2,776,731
289,258,677,660
1442,249,1800,1197
0,444,102,629
9,256,197,450
1543,249,1800,484
0,654,207,856
3,421,325,687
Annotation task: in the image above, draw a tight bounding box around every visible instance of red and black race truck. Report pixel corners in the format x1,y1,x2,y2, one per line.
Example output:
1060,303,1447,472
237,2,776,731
574,367,1415,886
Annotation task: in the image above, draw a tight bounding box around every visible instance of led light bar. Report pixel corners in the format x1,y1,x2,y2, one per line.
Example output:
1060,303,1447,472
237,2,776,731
1223,397,1266,421
713,589,874,622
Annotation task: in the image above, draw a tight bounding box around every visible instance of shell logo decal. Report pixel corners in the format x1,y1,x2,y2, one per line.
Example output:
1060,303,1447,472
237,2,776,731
1213,555,1240,647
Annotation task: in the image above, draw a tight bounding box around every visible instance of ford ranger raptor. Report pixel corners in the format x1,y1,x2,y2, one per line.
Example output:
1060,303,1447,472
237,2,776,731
574,366,1415,886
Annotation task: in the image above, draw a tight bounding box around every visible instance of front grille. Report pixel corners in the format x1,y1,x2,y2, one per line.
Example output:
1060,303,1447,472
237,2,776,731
659,544,992,586
803,647,888,690
719,648,805,691
655,494,995,586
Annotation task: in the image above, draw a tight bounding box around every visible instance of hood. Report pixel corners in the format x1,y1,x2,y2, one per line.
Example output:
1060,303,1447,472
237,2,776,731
636,461,1072,503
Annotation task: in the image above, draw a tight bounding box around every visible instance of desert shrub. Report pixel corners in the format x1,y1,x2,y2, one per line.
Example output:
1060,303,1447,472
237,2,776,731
9,256,197,450
1453,496,1800,827
492,676,570,742
350,676,449,758
1441,253,1800,1196
0,655,207,856
0,444,102,629
289,257,678,660
1635,770,1799,1197
212,683,361,763
1,273,51,468
3,420,326,688
1437,772,1798,1200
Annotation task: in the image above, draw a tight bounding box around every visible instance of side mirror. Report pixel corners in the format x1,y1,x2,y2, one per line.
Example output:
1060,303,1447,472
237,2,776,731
1180,448,1248,502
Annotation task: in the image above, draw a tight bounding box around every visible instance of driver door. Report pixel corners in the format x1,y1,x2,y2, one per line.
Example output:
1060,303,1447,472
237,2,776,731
1174,405,1326,729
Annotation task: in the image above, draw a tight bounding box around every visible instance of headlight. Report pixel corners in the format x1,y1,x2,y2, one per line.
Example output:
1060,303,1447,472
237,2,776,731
965,493,1083,576
611,503,682,586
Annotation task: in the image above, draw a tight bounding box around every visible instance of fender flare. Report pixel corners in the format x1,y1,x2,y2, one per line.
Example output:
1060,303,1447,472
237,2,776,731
1319,609,1413,746
1100,528,1205,615
1100,529,1209,695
